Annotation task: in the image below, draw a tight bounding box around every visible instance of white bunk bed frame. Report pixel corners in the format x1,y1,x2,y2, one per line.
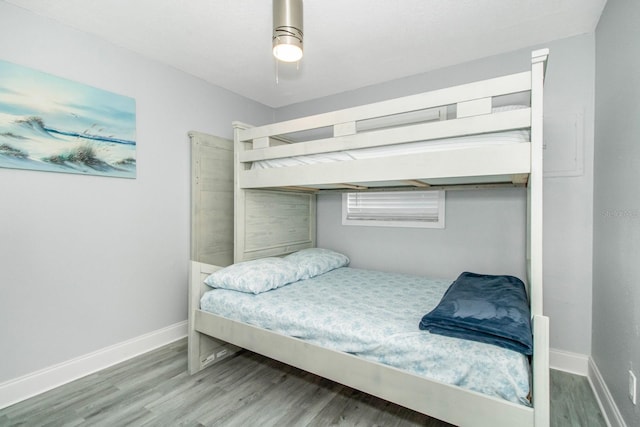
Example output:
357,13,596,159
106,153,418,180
188,49,550,427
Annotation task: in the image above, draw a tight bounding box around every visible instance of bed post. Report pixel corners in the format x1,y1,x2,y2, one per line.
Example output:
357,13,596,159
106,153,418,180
188,261,241,374
233,121,250,263
530,48,550,427
529,48,547,318
187,260,204,374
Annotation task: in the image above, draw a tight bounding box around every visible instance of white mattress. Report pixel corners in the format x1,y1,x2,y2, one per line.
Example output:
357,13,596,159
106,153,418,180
252,121,530,170
200,267,531,405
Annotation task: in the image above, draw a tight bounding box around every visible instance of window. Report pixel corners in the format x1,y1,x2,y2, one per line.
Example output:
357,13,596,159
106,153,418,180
342,190,445,228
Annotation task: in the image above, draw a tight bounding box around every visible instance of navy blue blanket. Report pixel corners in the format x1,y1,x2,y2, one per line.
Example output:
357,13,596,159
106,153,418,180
419,272,533,355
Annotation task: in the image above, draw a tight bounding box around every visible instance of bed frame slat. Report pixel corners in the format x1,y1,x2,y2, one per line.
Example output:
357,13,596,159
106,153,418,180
238,71,532,141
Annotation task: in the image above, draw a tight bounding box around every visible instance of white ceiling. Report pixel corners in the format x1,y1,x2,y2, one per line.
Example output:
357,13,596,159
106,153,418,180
5,0,606,108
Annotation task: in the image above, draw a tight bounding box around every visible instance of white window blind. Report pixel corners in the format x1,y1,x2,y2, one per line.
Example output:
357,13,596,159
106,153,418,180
342,190,445,228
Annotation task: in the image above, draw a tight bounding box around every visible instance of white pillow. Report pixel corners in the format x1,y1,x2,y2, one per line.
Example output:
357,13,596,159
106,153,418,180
285,248,350,280
204,257,301,294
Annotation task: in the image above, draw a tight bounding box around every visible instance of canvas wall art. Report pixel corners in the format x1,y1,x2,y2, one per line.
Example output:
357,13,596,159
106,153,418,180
0,60,136,178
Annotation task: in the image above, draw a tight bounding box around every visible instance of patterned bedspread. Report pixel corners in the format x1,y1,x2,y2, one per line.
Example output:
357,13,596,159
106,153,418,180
200,267,531,405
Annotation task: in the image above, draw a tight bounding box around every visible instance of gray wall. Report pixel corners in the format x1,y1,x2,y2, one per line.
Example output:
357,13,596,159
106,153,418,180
0,2,273,383
317,190,526,280
278,35,596,356
594,0,640,425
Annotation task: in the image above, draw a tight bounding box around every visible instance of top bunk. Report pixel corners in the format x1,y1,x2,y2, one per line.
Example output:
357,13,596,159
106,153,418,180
233,49,548,193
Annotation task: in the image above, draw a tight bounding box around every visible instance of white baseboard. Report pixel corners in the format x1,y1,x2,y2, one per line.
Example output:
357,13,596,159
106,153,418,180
0,320,187,410
550,347,589,376
589,358,627,427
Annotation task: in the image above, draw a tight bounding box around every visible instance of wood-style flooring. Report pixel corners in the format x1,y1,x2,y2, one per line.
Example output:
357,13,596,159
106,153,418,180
0,339,607,426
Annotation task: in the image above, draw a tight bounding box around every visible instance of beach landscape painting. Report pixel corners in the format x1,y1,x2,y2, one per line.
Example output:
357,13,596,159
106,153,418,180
0,60,136,178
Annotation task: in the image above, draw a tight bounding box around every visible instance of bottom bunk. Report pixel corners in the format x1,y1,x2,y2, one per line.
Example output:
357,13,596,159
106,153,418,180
188,253,549,427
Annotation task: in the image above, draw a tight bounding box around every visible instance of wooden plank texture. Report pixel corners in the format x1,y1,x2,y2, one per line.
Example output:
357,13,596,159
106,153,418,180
189,131,234,267
236,190,316,261
0,339,606,427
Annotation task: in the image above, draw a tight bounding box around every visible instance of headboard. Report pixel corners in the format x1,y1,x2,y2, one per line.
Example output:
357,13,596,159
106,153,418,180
190,129,316,265
234,189,316,262
189,131,234,267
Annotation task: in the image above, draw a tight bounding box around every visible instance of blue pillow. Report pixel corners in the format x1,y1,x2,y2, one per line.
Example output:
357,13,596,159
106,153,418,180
203,257,301,294
285,248,350,279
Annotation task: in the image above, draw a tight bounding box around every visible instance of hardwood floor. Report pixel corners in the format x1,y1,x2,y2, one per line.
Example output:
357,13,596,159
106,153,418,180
550,370,608,427
0,339,606,426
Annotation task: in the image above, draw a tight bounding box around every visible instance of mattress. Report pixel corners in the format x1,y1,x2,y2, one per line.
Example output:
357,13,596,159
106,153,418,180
251,107,530,170
200,267,531,405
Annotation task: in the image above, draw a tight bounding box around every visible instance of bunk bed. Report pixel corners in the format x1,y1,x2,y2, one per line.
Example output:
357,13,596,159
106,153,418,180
188,49,550,427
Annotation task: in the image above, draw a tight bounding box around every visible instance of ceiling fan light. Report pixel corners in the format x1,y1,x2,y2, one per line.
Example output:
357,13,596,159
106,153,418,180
273,43,303,62
272,0,303,62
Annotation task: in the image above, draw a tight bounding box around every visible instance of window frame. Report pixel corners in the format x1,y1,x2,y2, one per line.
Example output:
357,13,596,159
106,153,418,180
341,190,445,229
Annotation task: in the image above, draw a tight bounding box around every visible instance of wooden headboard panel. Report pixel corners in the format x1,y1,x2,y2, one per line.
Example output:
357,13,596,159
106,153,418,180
235,189,316,261
190,130,316,266
189,131,234,267
232,121,316,262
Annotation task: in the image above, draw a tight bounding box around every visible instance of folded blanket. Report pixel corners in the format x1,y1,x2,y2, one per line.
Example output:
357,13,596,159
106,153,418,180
419,272,533,355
